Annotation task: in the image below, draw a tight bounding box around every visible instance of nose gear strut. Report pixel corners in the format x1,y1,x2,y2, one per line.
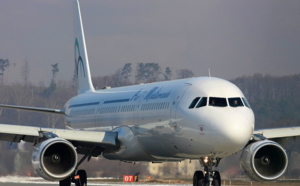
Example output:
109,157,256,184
193,157,221,186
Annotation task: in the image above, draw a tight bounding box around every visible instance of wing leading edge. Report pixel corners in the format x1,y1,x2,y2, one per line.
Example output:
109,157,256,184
254,126,300,146
0,124,118,152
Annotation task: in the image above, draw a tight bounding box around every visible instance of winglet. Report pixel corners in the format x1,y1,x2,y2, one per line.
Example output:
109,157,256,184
73,0,95,94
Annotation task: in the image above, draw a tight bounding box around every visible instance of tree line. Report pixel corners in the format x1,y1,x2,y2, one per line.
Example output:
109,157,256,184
0,57,300,178
231,73,300,129
92,62,194,89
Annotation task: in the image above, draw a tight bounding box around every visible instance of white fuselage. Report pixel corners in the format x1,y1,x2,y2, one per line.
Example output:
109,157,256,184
64,77,254,161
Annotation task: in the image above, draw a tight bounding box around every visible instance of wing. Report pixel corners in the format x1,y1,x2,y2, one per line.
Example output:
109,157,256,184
0,104,65,115
0,124,118,156
0,104,119,156
254,126,300,146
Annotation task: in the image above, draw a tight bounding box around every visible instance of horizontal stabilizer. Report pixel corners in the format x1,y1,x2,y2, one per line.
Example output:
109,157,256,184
0,104,65,115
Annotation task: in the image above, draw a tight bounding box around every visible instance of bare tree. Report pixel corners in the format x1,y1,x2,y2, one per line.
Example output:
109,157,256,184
113,69,123,87
42,63,59,97
0,59,10,85
144,63,161,82
121,63,132,85
21,59,30,87
176,69,194,79
164,67,172,80
51,63,59,82
45,99,61,128
135,63,145,84
135,63,162,83
9,84,32,124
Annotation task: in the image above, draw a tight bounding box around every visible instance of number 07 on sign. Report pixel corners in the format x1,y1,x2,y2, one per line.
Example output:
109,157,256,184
123,175,134,182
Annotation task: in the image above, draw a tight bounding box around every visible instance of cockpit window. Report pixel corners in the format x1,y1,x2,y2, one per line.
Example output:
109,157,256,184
196,97,207,108
209,97,227,107
189,97,200,109
242,97,251,109
228,97,244,107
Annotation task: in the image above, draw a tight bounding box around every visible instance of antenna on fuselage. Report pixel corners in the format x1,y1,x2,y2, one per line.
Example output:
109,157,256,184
208,68,211,77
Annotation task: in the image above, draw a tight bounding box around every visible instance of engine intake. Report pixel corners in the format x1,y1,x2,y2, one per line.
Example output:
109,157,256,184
32,138,77,181
240,140,288,181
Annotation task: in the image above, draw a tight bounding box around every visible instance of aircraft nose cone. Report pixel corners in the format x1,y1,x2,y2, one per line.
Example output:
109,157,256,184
212,111,253,152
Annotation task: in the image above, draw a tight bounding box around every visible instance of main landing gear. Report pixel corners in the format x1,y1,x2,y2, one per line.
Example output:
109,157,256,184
193,157,221,186
59,169,87,186
60,146,96,186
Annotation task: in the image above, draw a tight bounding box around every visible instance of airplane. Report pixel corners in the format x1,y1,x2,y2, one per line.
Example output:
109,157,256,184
1,0,300,186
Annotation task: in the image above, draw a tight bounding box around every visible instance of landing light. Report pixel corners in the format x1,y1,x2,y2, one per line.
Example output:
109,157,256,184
204,157,209,163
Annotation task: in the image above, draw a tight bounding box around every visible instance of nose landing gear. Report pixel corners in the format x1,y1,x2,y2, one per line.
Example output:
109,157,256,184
193,157,221,186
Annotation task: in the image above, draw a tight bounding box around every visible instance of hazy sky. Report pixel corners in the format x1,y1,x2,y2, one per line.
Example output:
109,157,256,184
1,0,300,85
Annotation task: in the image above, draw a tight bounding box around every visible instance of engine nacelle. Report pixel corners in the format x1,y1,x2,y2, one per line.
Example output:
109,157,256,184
32,138,77,181
240,140,288,181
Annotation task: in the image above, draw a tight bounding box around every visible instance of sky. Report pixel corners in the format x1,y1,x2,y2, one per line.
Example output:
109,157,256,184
0,0,300,85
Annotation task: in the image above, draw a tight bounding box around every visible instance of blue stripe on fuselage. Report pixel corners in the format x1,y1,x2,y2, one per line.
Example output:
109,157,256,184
69,102,100,108
104,99,130,104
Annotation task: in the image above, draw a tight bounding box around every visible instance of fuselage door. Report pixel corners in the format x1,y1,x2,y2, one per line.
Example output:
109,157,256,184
134,92,145,126
170,84,191,127
95,99,103,128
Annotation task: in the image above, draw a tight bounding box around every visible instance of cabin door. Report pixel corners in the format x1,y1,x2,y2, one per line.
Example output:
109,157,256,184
170,84,191,127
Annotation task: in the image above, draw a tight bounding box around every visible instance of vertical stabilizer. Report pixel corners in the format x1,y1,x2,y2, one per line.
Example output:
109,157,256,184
73,0,95,94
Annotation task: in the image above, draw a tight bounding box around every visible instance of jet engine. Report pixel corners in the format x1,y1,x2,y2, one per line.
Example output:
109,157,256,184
240,140,288,181
32,138,77,181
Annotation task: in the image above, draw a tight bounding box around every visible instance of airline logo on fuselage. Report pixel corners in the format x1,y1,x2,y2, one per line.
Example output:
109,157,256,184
130,89,143,101
75,38,85,77
144,87,171,101
131,87,171,101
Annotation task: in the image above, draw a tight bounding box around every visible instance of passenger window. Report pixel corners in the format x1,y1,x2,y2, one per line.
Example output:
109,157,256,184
228,98,244,107
209,97,227,107
242,97,251,108
196,97,207,108
189,97,200,109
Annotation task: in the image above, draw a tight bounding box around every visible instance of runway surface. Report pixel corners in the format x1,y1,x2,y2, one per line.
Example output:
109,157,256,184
0,176,191,186
0,182,191,186
3,176,300,186
0,184,191,186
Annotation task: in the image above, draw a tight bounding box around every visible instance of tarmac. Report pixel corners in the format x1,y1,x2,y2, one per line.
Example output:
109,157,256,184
0,176,191,186
2,176,300,186
0,182,191,186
